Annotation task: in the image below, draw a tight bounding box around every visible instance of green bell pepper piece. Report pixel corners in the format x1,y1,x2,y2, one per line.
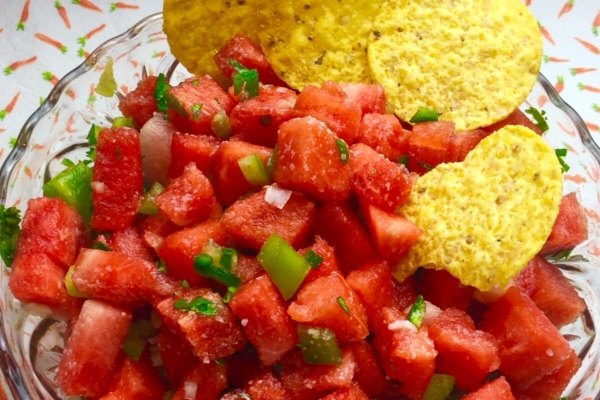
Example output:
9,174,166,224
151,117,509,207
43,161,92,223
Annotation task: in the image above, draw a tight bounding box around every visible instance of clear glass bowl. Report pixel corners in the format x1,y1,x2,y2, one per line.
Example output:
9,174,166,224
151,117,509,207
0,12,599,400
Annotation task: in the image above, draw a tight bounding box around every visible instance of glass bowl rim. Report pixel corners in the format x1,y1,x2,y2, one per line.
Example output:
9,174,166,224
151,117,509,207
1,10,600,400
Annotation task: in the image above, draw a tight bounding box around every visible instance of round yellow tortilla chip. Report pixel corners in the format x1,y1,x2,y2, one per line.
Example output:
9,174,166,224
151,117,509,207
367,0,542,130
394,125,563,291
163,0,271,78
257,0,380,89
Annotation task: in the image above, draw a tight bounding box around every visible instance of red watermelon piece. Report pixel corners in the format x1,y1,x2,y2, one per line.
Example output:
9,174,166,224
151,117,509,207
420,269,474,311
319,383,369,400
346,341,387,397
299,236,342,285
480,287,574,391
57,299,132,397
156,163,217,227
448,129,489,162
17,196,87,269
245,371,290,400
158,220,228,284
357,113,409,162
72,248,175,307
349,143,416,212
91,127,143,232
221,187,316,251
171,361,227,400
166,76,236,136
106,226,154,262
137,213,178,252
168,131,220,179
155,288,246,360
274,116,351,201
213,140,272,206
98,354,167,400
427,308,500,391
288,271,369,343
340,83,386,115
540,192,588,256
462,377,516,400
230,84,297,147
484,108,542,135
406,121,454,174
513,256,585,327
157,327,198,387
118,75,158,129
229,275,297,365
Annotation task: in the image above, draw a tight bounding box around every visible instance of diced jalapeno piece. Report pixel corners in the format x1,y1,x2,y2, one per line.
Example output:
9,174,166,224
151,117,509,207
423,373,455,400
64,265,87,298
408,294,426,328
297,325,343,365
122,319,157,361
238,153,271,186
139,182,165,215
202,239,238,271
257,234,311,300
211,110,232,139
43,161,93,223
194,253,242,288
112,116,134,128
409,107,440,123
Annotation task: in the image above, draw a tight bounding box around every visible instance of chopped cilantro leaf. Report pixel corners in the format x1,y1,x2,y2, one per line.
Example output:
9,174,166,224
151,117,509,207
230,60,259,98
304,250,323,269
555,148,570,173
223,286,237,304
525,107,549,133
335,138,349,164
191,103,203,120
154,73,169,112
92,241,111,251
174,296,218,316
0,206,21,267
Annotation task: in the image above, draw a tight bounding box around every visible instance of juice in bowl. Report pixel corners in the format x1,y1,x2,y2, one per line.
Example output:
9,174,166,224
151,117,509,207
0,1,600,399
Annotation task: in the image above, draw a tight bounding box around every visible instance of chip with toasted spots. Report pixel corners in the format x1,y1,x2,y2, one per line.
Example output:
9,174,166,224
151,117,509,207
163,0,272,78
257,0,380,89
367,0,542,130
394,125,562,291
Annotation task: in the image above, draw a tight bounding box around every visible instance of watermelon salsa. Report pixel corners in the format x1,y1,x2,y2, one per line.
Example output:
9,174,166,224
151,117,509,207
4,34,589,400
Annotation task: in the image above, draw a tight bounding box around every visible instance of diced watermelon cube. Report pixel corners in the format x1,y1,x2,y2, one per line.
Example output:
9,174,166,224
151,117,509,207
406,121,454,174
214,33,286,86
345,341,387,397
107,226,154,262
118,75,158,129
288,271,369,343
346,261,395,330
392,276,419,312
8,252,81,317
158,220,228,284
246,371,290,400
480,287,574,390
72,248,175,307
300,236,342,285
213,140,273,206
98,354,167,400
274,116,351,201
229,275,297,365
427,308,500,391
91,127,143,232
484,108,542,135
357,113,408,162
167,76,236,136
447,129,489,162
230,84,297,147
372,307,436,400
513,256,585,327
225,346,266,389
139,114,176,186
156,288,246,360
171,361,227,400
361,202,422,264
157,327,198,388
513,349,580,400
314,201,378,273
17,196,87,268
137,213,178,252
279,349,357,400
233,254,264,284
540,192,588,255
168,131,220,179
294,82,362,144
340,83,386,115
57,299,132,397
156,163,217,226
221,187,315,251
319,383,369,400
349,143,416,212
420,269,474,311
461,377,516,400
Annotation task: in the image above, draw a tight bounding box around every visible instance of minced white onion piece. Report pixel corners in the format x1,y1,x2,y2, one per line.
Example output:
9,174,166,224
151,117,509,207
388,319,417,333
90,181,106,193
183,381,198,400
265,184,292,210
